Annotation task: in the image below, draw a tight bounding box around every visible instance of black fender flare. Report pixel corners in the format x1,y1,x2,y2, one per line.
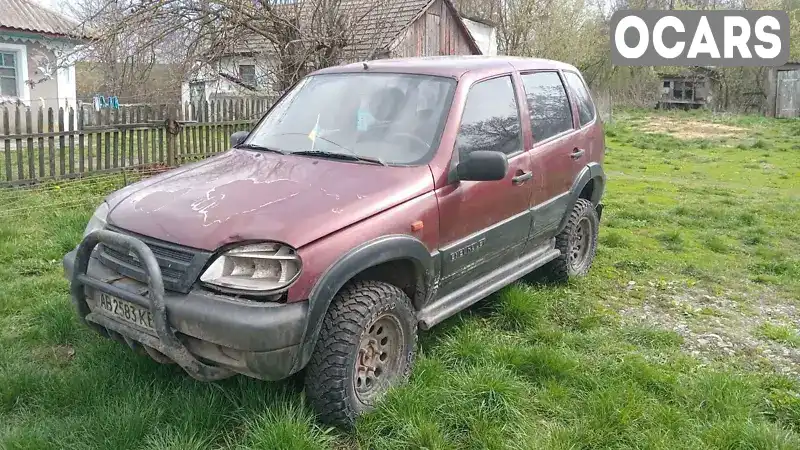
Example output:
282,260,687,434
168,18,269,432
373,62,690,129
292,234,434,372
556,162,606,234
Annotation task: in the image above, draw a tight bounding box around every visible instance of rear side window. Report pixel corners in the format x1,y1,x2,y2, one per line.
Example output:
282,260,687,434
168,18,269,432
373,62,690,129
563,71,595,126
455,76,522,157
520,72,573,142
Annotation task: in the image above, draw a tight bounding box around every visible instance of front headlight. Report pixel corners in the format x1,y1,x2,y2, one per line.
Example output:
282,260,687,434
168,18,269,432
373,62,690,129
83,202,109,237
200,243,302,294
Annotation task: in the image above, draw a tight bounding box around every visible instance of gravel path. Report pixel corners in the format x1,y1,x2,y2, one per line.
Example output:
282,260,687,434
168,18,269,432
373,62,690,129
614,280,800,378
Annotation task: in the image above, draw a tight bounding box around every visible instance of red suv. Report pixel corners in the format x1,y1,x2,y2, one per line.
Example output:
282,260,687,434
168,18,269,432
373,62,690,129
64,56,605,426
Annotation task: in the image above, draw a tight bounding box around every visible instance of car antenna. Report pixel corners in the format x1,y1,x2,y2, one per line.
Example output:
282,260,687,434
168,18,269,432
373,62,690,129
362,62,369,70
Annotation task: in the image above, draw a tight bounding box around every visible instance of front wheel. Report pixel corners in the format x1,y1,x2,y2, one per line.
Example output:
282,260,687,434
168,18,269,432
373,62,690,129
304,280,417,427
540,198,599,282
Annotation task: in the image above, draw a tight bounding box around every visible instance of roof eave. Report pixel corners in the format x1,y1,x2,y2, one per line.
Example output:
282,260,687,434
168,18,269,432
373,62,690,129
0,26,93,43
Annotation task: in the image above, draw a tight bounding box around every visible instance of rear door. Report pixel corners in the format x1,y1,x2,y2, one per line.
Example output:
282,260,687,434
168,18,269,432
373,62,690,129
562,70,602,178
518,71,578,245
436,74,535,294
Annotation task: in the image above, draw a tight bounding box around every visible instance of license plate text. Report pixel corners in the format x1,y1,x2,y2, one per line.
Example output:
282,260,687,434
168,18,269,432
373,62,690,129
98,293,154,330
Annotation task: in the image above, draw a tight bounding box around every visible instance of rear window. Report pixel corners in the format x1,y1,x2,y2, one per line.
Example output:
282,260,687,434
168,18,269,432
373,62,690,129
563,71,595,126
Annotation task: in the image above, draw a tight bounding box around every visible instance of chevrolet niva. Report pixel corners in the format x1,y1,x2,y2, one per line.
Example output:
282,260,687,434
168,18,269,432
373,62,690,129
64,56,605,427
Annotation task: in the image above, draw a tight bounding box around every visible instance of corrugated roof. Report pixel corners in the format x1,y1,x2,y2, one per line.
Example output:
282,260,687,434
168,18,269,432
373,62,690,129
0,0,90,40
216,0,479,60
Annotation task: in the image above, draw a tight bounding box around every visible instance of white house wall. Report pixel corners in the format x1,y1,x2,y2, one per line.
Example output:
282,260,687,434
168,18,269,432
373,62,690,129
0,35,77,112
26,40,60,112
56,63,76,112
462,18,497,56
181,55,275,105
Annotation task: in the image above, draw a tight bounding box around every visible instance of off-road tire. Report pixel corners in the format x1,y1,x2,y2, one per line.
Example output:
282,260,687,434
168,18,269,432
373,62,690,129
540,198,599,282
304,280,417,428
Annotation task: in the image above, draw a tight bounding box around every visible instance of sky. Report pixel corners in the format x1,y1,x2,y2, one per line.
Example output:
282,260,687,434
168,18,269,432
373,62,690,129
31,0,74,19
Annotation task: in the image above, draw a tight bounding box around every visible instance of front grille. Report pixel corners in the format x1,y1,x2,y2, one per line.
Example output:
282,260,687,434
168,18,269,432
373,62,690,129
97,226,212,293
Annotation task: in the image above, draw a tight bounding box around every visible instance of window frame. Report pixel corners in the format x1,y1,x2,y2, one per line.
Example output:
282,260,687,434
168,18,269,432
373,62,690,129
519,69,577,149
0,51,19,97
562,70,596,128
0,42,30,104
454,73,525,160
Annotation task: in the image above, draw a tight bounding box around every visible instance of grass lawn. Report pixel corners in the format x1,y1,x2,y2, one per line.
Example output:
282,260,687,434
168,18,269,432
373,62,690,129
1,108,800,449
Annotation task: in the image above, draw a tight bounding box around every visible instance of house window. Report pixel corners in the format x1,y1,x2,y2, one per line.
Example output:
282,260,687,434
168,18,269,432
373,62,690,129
372,48,391,60
672,81,685,100
683,81,694,101
0,51,19,97
239,65,256,85
189,82,205,103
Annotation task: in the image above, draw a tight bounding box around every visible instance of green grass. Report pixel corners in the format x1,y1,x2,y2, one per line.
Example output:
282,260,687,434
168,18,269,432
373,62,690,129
757,323,800,348
2,108,800,448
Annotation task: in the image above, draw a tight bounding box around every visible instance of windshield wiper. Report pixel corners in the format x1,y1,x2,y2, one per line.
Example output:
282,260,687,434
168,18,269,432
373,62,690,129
235,143,287,155
292,150,386,166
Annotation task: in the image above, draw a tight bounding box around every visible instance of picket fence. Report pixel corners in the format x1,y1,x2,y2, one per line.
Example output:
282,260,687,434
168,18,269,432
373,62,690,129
0,98,275,186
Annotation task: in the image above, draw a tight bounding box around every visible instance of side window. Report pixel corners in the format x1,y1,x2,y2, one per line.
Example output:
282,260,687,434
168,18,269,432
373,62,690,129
563,71,595,127
455,76,522,157
520,71,573,142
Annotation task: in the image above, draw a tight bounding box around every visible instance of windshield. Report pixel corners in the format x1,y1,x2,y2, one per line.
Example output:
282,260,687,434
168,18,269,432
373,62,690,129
244,73,456,165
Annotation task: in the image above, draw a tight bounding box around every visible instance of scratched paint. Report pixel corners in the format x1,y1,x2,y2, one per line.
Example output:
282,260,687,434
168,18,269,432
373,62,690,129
189,178,301,226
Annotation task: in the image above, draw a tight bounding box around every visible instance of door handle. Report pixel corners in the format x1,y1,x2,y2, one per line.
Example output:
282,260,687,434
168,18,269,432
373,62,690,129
571,148,586,160
512,171,533,185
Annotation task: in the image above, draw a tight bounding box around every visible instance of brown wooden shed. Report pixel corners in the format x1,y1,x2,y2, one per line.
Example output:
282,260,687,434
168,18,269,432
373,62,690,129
375,0,482,59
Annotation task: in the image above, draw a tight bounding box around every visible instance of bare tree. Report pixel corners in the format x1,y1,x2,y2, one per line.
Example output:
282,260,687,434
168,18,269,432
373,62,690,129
63,0,179,103
78,0,397,100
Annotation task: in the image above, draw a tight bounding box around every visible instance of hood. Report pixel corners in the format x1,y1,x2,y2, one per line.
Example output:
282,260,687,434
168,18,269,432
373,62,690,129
107,149,434,250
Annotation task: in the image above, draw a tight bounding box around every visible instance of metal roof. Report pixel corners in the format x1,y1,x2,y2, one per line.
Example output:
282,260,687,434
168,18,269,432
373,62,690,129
218,0,480,61
0,0,90,40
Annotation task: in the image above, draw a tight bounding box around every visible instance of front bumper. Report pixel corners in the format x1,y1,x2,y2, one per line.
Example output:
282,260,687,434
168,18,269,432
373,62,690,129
64,230,308,381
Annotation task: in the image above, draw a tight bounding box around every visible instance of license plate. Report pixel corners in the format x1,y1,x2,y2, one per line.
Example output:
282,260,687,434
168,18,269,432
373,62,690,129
98,293,154,330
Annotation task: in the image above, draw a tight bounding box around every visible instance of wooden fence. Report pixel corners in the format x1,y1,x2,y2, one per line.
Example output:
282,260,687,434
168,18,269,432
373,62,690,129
0,98,275,186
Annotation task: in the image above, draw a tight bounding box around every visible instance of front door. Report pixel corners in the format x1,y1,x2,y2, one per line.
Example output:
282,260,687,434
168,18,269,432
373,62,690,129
436,75,535,294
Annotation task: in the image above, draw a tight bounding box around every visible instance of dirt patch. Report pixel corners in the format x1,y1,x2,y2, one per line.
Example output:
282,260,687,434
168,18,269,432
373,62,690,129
613,281,800,379
642,117,746,140
32,345,76,367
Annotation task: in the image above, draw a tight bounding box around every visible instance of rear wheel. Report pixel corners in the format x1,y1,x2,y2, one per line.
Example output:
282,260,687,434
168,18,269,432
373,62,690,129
304,280,417,427
540,198,599,282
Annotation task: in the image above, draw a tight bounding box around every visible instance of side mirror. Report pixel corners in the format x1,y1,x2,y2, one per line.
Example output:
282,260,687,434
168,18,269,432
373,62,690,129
230,131,250,148
456,151,508,182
